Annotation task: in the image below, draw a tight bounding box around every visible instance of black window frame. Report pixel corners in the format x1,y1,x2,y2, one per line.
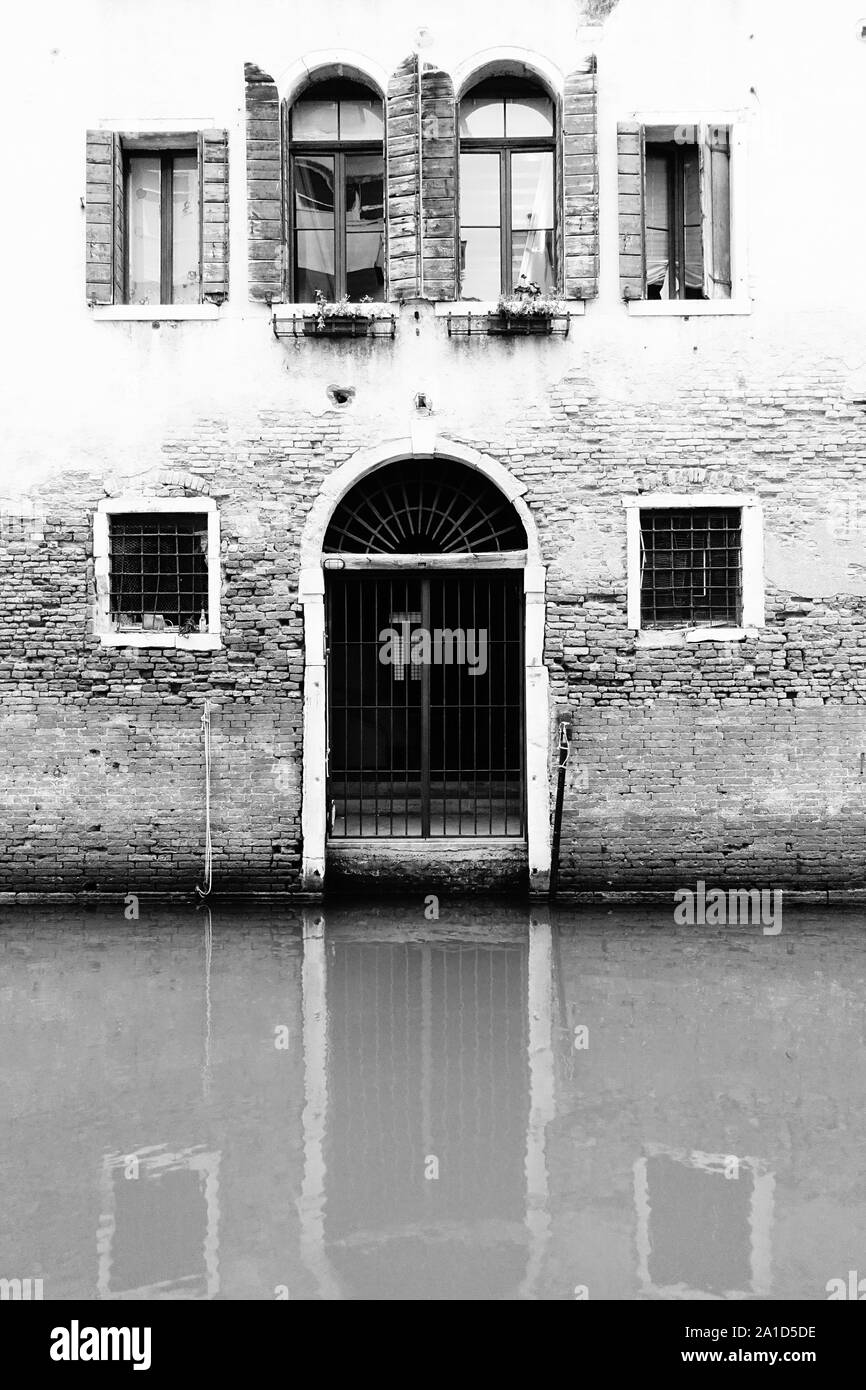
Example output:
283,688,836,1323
644,140,704,302
287,80,386,303
458,79,558,299
123,147,200,306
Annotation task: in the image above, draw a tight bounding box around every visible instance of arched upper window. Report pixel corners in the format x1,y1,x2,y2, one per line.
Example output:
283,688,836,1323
458,76,556,300
323,459,528,554
289,78,385,302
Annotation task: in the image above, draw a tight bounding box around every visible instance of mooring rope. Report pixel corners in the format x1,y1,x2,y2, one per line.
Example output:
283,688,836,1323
202,904,213,1096
195,700,213,898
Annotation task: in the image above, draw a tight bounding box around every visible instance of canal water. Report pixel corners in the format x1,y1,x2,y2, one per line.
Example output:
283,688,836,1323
1,900,863,1300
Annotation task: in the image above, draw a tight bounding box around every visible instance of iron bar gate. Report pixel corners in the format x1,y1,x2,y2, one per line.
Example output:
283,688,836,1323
327,572,525,838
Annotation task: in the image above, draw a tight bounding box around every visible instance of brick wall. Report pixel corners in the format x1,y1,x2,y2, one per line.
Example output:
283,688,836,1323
1,333,864,895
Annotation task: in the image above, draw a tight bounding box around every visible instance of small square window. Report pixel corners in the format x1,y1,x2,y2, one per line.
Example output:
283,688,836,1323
110,513,209,633
95,501,220,648
640,507,742,628
624,495,764,639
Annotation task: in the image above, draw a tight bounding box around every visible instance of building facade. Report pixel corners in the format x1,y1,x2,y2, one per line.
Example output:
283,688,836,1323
2,0,865,897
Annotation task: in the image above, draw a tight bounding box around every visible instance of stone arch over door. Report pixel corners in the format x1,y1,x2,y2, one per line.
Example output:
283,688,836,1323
298,435,550,893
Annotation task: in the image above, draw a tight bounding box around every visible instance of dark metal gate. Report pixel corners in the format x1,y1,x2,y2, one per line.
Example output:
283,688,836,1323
327,572,525,837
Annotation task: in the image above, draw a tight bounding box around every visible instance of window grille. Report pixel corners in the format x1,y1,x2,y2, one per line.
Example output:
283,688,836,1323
327,573,525,838
323,459,527,554
639,507,741,627
109,514,209,631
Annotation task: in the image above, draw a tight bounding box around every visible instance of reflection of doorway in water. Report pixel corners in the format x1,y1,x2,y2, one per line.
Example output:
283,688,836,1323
323,939,530,1299
635,1146,774,1298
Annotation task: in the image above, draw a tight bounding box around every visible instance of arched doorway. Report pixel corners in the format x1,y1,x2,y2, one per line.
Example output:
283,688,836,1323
324,458,527,840
299,439,550,893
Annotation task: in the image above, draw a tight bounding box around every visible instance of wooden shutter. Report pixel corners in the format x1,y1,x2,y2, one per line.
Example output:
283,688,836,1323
617,122,645,300
244,63,283,303
420,64,457,301
199,130,229,303
86,130,124,304
387,54,421,301
563,58,599,300
699,124,732,299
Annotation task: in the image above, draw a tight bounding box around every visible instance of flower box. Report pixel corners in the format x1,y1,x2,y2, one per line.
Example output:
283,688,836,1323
487,312,556,336
302,314,374,338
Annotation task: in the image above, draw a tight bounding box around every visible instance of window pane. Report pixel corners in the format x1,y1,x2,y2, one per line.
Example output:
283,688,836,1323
346,153,385,300
461,227,501,299
345,153,384,227
645,153,670,295
294,155,335,229
459,152,500,226
505,95,554,137
296,155,337,298
339,98,384,141
295,231,335,300
511,151,554,230
511,230,555,292
127,156,161,304
347,233,385,300
294,154,335,294
171,155,199,304
458,96,504,138
291,99,338,140
683,150,704,291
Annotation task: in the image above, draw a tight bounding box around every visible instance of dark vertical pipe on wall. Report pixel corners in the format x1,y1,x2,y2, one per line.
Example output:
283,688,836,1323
549,715,572,901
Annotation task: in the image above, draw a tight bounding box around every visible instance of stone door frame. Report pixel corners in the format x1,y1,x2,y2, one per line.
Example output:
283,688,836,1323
298,433,550,893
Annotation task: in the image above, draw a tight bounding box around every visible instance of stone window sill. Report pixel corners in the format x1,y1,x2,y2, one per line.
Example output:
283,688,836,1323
626,299,751,317
90,304,223,322
98,632,222,650
635,627,759,647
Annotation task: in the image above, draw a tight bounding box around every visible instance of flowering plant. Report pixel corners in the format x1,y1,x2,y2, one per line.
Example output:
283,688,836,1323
308,291,387,330
496,276,565,317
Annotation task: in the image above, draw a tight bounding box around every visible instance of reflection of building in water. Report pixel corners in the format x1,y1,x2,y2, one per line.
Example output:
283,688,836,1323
634,1146,773,1298
299,909,555,1299
97,1146,220,1299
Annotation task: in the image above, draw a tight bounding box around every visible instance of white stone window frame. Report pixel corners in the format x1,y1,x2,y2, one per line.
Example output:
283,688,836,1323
623,493,764,646
94,496,221,650
625,111,751,317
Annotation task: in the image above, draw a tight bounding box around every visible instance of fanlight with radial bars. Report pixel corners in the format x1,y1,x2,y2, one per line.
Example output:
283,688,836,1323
323,459,527,554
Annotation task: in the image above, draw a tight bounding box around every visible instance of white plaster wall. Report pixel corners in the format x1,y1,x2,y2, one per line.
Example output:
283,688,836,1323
2,0,866,485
